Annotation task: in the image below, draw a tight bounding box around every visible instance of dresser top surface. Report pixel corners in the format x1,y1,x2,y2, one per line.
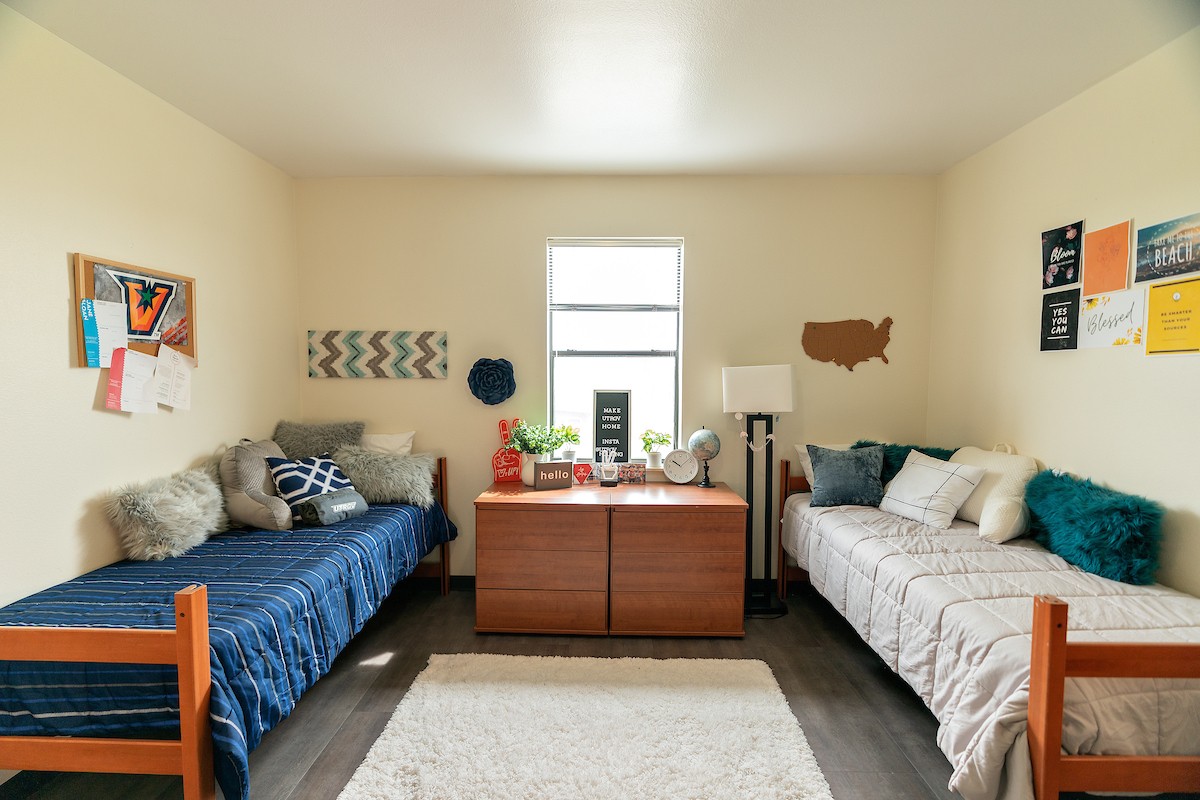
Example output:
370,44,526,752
475,481,746,510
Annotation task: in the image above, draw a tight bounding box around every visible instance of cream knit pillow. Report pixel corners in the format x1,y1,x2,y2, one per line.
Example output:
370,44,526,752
949,446,1038,542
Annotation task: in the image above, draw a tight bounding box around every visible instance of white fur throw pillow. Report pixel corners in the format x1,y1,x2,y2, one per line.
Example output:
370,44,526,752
333,447,436,508
105,468,229,560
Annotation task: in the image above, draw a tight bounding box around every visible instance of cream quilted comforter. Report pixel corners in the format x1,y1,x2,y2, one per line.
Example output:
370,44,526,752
781,494,1200,800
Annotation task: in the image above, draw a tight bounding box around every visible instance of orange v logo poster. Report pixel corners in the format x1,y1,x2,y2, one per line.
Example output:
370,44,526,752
105,268,179,341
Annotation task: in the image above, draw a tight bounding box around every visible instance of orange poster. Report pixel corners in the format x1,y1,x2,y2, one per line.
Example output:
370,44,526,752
1083,220,1131,296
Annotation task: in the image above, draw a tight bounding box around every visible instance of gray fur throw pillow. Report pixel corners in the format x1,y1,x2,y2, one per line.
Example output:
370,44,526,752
105,468,230,561
273,419,365,460
332,447,436,508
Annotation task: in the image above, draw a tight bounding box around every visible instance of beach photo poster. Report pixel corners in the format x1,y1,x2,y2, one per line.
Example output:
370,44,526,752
1041,221,1083,289
1135,211,1200,284
1079,289,1144,349
1146,276,1200,355
1082,220,1131,296
1040,288,1081,351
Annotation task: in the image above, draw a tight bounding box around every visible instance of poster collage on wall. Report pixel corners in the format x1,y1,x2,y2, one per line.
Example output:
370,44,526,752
1039,211,1200,355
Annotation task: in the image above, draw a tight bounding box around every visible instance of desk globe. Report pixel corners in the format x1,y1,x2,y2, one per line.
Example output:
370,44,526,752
688,428,721,488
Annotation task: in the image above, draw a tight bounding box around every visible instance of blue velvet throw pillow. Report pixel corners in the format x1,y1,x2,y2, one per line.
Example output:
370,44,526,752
1025,470,1163,585
808,444,884,507
852,440,959,484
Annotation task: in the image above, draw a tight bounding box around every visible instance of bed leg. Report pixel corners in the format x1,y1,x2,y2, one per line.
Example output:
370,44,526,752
440,542,451,595
175,586,215,800
1029,595,1068,800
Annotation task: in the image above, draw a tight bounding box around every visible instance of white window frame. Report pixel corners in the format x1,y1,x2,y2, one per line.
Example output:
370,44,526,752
547,237,684,460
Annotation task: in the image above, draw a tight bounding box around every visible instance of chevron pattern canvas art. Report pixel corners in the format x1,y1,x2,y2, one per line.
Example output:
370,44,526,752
308,330,448,379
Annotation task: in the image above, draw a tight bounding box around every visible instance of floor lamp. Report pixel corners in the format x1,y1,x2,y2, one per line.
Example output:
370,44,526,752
722,364,794,618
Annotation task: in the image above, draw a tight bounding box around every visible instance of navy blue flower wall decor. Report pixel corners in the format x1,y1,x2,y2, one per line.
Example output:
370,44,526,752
467,357,516,405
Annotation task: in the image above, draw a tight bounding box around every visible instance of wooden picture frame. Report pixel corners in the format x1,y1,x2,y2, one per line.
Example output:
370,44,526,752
74,253,197,366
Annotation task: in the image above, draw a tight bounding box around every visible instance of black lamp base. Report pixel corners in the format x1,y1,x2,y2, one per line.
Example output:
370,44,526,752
696,460,714,488
745,581,789,619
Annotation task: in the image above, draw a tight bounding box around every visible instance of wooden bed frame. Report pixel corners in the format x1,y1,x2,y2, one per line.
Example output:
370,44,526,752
0,457,452,799
776,458,1200,800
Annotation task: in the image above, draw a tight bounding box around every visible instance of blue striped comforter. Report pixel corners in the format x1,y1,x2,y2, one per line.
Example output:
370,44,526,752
0,502,456,800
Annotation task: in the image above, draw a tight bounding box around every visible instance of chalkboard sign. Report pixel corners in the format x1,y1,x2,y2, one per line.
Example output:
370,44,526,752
593,389,630,462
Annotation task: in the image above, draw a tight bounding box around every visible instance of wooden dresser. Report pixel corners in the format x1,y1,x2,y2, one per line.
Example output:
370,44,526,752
474,482,746,637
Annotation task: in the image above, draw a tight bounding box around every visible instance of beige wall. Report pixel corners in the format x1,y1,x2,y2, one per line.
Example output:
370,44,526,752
295,176,938,576
928,28,1200,594
0,6,300,607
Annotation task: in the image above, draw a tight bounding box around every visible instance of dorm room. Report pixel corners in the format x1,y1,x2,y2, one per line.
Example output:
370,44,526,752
2,3,1199,799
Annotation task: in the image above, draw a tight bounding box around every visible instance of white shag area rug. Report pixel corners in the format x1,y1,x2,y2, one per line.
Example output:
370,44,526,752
338,653,835,800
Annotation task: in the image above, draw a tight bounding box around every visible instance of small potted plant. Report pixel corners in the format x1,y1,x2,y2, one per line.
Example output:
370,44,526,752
505,420,570,485
555,425,581,463
640,429,673,469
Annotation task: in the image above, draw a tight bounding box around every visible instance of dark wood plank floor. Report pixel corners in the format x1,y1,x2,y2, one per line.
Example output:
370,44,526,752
3,583,1196,800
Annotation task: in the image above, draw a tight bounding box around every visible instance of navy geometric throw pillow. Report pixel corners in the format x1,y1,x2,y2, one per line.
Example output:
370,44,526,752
265,454,355,519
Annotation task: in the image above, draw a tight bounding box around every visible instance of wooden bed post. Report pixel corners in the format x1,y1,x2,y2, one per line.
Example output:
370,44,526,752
1029,595,1068,800
175,585,214,800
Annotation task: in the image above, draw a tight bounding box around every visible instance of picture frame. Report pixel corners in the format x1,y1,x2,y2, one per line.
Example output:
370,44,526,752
74,253,197,366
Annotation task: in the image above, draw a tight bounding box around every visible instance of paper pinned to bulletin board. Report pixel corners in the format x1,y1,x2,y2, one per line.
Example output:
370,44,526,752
79,299,128,368
1146,276,1200,355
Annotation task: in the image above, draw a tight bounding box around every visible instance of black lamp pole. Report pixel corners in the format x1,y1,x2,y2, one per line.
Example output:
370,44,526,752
744,412,787,618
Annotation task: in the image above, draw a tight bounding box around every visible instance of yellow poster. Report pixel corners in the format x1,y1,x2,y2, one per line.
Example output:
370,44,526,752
1146,277,1200,355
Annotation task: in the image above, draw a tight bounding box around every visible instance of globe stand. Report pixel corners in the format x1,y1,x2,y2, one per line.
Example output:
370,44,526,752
696,460,714,488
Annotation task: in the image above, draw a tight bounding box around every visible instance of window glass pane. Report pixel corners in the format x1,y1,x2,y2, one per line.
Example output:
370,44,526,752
550,244,679,306
552,356,677,460
551,309,678,352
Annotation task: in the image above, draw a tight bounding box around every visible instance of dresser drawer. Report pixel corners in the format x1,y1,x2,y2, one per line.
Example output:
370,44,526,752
476,589,607,634
477,508,608,551
611,511,742,553
477,548,608,591
609,592,743,636
610,551,742,593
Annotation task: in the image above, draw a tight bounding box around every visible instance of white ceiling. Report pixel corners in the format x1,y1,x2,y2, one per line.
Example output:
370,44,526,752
6,0,1199,177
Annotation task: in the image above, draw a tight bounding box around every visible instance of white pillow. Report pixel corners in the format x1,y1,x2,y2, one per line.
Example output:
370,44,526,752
949,446,1039,543
879,450,986,529
360,431,416,456
793,443,852,488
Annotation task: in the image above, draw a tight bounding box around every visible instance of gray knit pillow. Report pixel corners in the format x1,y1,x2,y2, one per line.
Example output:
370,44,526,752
105,468,229,560
272,420,365,460
332,447,436,508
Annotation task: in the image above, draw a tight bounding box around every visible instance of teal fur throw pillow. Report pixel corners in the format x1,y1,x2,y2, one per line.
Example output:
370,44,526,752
1025,470,1163,585
808,444,884,507
852,440,959,484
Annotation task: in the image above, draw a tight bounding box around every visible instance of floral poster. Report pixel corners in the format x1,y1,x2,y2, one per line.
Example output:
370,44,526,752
1082,220,1131,296
1135,211,1200,284
1041,221,1083,289
1078,290,1144,348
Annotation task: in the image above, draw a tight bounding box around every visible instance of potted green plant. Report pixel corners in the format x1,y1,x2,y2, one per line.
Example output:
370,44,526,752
640,429,673,468
555,425,581,463
505,420,570,485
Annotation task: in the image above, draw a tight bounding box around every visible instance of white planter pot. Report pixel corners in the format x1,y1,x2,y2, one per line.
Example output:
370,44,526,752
560,449,576,463
521,453,550,486
646,451,663,469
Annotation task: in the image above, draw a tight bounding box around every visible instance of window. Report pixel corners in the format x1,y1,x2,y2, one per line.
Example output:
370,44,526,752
548,238,683,460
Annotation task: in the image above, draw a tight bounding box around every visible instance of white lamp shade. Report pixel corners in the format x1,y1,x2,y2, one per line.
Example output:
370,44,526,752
722,364,794,413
